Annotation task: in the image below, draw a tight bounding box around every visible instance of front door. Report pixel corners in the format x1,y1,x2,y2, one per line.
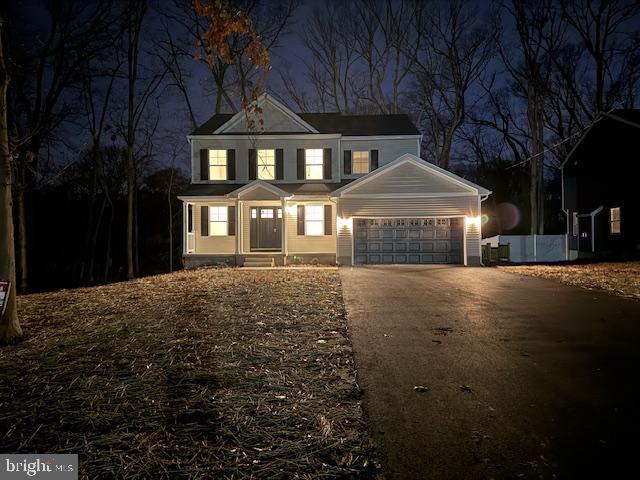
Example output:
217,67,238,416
250,207,282,251
578,215,592,253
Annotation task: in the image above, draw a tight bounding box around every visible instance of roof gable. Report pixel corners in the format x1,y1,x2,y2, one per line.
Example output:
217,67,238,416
332,154,491,197
227,180,290,200
214,94,318,134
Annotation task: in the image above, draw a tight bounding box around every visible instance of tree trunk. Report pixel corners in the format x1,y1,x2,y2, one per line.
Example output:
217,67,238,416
527,87,545,235
0,16,22,343
15,184,27,291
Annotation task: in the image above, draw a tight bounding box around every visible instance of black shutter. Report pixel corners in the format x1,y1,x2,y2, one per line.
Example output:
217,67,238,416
370,149,379,170
323,148,332,180
324,205,332,235
200,149,209,180
297,149,305,180
228,205,236,236
275,148,284,180
248,149,257,180
227,150,236,180
297,205,305,235
344,150,352,175
200,206,209,236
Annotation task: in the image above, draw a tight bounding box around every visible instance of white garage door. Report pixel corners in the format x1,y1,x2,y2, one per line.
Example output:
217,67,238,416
354,218,463,264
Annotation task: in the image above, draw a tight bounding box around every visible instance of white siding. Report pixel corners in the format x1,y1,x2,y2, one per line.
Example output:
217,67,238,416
191,137,340,183
341,136,419,177
349,162,471,195
192,200,236,254
223,101,311,133
286,200,336,254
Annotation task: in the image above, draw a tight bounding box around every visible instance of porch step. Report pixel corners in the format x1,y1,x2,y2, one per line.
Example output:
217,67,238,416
243,256,275,268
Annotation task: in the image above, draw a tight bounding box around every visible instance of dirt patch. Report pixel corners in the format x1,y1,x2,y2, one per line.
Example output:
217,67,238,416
499,262,640,300
0,268,378,479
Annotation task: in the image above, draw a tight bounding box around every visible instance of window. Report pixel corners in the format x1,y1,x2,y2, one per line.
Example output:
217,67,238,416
572,212,579,236
208,150,227,180
305,149,324,179
257,149,275,180
209,206,228,236
251,208,257,219
187,204,193,232
352,151,370,174
610,207,621,234
305,205,324,236
260,208,274,219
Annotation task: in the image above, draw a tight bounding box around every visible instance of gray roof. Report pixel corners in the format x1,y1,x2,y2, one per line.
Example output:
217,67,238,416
190,112,420,136
179,181,354,197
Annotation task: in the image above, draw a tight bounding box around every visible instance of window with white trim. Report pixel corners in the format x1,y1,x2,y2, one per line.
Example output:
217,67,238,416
209,150,227,180
305,149,324,179
257,149,275,180
209,206,228,236
352,151,370,174
305,205,324,236
610,207,621,234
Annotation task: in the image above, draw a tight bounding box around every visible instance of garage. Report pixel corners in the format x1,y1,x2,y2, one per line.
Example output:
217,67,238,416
354,217,464,264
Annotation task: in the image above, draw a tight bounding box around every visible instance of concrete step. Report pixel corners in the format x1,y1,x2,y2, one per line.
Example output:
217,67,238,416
243,257,275,267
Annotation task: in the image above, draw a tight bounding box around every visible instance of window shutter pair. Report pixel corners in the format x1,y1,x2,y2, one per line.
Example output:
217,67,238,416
296,205,333,236
199,205,235,236
200,149,236,180
249,149,283,180
343,149,378,174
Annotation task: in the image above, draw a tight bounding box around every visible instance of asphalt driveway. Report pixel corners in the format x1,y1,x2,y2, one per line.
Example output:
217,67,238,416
340,265,640,480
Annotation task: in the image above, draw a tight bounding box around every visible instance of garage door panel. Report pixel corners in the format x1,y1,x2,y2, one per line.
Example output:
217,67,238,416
355,217,464,265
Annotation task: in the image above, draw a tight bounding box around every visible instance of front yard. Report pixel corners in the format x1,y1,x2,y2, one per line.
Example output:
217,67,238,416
0,268,377,479
499,261,640,300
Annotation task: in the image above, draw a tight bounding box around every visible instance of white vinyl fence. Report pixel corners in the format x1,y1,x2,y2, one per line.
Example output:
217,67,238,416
482,234,566,263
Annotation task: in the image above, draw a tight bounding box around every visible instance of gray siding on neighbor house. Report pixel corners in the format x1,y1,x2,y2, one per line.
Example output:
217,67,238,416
348,162,471,195
336,196,481,265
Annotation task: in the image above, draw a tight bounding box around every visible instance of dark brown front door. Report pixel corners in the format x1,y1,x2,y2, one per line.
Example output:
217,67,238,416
250,207,282,251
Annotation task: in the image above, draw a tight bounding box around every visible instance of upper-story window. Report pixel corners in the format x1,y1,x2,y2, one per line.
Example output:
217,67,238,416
257,149,275,180
352,151,370,174
209,150,227,180
305,149,324,180
610,207,621,234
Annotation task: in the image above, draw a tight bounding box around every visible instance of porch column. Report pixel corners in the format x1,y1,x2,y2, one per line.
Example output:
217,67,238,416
281,197,288,260
182,201,188,255
236,200,242,255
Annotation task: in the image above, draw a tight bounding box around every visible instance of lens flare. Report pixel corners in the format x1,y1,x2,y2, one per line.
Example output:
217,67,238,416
496,203,521,230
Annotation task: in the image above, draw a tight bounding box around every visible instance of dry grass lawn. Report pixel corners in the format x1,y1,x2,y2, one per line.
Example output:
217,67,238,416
0,268,378,479
499,261,640,300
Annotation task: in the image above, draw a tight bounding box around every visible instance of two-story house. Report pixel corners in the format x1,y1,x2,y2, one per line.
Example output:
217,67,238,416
178,94,491,267
562,109,639,260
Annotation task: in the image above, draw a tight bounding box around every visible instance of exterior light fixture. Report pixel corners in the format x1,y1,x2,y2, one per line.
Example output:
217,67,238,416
465,216,481,228
337,216,353,230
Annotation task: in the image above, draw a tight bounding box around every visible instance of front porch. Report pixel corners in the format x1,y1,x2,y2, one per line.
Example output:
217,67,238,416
180,180,337,267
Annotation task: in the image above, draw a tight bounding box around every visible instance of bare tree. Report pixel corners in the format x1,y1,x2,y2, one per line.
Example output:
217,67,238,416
0,12,21,343
7,0,119,291
407,0,496,170
124,0,167,279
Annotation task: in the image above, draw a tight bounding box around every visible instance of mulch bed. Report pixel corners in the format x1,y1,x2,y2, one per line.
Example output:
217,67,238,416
499,261,640,300
0,268,379,479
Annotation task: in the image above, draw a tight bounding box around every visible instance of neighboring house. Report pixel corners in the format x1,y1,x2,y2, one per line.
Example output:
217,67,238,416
562,109,639,260
178,94,491,267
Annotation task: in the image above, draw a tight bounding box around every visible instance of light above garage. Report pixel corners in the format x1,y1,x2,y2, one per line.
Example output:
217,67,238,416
465,216,481,228
337,216,353,231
